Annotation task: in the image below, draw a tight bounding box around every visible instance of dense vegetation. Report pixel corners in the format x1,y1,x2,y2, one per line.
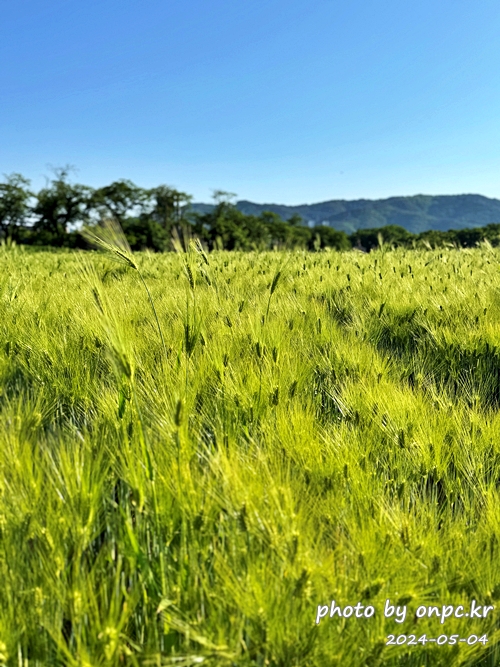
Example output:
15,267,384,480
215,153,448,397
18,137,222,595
2,171,500,252
2,235,500,666
228,194,500,235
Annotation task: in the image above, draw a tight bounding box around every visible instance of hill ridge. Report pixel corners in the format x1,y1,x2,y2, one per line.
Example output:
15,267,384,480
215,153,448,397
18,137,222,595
190,194,500,234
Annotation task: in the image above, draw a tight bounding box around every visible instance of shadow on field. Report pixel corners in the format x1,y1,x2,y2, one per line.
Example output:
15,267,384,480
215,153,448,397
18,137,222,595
369,307,500,411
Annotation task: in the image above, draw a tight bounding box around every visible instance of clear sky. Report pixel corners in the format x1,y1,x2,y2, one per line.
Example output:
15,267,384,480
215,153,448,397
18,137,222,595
2,0,500,204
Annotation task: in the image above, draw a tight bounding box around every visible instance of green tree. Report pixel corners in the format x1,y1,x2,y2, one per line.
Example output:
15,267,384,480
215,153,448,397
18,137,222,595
261,211,312,249
145,185,192,235
32,167,94,245
349,225,414,251
204,203,251,250
0,173,32,240
309,225,351,251
92,179,148,225
192,192,269,250
121,217,170,252
287,213,304,227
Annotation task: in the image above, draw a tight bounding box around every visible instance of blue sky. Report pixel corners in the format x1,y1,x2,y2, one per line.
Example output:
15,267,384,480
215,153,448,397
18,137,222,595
2,0,500,204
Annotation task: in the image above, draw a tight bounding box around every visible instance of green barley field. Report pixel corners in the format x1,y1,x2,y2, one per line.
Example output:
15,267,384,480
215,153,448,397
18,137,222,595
2,236,500,666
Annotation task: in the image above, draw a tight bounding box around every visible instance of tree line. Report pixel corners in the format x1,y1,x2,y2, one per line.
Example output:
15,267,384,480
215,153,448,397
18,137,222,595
1,169,500,252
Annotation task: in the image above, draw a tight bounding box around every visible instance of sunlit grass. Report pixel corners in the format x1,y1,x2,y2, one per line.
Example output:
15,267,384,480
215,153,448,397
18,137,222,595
1,242,500,665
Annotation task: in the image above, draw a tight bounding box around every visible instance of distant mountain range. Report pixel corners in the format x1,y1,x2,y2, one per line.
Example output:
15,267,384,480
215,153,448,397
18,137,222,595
190,194,500,235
